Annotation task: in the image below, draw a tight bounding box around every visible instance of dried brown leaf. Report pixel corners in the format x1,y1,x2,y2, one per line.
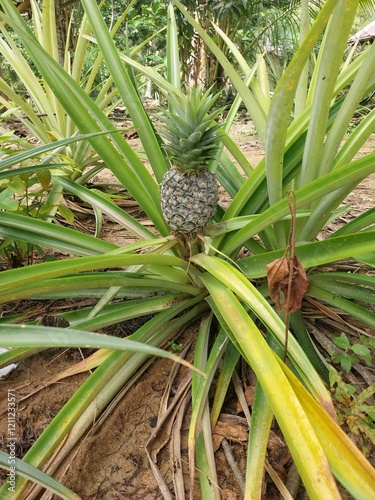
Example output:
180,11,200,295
266,255,309,313
235,385,255,413
267,430,286,460
212,433,223,453
212,421,248,451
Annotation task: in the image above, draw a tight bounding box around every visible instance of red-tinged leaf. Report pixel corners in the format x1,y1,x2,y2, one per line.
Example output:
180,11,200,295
266,255,309,313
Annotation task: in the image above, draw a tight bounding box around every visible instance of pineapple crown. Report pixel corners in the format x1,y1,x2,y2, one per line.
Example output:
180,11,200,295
159,86,224,172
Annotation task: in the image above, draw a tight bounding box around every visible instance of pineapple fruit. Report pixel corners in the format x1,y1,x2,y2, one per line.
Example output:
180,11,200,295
159,86,223,235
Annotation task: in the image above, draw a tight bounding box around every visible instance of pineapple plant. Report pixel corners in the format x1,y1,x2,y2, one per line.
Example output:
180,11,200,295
159,86,223,235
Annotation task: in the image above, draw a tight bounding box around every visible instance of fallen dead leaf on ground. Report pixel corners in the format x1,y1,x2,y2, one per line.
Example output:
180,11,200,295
213,420,248,452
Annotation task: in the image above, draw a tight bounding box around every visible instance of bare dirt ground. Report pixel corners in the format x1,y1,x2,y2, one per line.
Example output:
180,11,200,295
0,120,374,499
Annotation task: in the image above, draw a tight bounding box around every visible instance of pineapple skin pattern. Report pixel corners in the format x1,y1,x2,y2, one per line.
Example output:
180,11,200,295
159,86,223,235
161,167,218,234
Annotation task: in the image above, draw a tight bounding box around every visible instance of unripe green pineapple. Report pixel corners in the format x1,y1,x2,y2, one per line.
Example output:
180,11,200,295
160,86,223,235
